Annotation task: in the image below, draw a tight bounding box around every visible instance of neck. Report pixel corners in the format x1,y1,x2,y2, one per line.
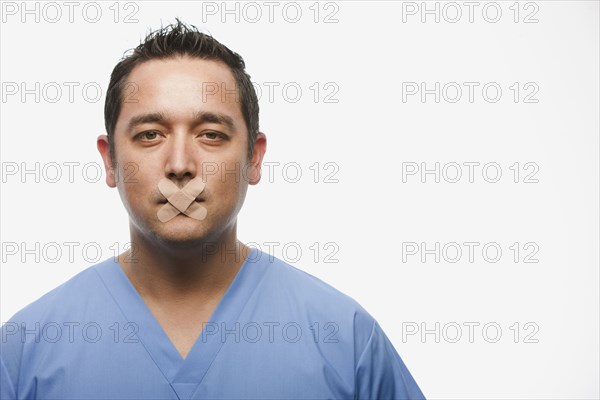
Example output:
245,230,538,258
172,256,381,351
118,222,250,305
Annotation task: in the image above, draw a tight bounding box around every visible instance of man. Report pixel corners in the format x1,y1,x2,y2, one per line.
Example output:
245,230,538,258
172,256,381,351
0,20,425,399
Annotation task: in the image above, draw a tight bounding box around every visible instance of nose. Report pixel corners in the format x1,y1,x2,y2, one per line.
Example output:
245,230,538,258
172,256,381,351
164,131,198,181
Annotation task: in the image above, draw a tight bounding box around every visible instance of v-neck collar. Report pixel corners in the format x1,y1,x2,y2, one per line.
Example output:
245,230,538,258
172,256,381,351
94,247,265,399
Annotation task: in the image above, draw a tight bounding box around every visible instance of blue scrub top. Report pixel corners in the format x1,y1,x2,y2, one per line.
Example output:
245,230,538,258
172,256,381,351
1,247,425,399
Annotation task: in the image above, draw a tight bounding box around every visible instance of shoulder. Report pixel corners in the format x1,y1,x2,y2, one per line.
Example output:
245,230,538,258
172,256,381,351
258,249,373,314
254,249,377,345
0,258,114,394
1,257,113,326
252,250,427,397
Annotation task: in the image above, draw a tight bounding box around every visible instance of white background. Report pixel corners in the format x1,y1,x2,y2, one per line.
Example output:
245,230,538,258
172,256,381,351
1,1,599,398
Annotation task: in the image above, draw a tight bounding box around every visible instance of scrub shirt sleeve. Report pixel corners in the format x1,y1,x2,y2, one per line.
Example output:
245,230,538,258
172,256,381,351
355,321,425,400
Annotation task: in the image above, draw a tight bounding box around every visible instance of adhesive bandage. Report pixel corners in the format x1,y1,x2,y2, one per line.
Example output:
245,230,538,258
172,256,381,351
157,177,207,222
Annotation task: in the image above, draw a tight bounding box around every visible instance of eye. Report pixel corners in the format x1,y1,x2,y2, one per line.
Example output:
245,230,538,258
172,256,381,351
202,131,227,141
137,130,160,141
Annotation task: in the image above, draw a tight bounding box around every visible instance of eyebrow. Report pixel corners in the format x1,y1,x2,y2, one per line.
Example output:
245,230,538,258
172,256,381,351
126,111,237,133
127,112,165,132
193,111,236,131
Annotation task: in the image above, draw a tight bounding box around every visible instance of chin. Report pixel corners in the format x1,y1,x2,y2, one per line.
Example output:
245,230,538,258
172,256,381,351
150,217,210,244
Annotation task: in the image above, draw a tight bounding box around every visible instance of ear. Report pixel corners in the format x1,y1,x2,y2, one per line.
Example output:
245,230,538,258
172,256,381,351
247,132,267,185
97,134,117,188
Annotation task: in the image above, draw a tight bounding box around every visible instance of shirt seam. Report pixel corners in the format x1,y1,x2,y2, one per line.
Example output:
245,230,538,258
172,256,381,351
353,318,377,398
0,356,17,398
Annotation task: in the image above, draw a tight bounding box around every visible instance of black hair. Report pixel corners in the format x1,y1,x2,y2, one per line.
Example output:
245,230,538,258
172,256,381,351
104,18,259,164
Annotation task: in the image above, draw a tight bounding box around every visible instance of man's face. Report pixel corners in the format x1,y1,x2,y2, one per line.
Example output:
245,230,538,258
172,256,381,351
98,56,265,246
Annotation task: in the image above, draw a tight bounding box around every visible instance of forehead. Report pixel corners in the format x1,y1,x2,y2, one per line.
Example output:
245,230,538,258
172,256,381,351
117,56,243,128
129,55,236,87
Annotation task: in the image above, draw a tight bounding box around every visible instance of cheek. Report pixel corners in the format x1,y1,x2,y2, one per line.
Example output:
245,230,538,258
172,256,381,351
207,163,245,200
117,180,144,218
116,162,143,188
115,163,155,208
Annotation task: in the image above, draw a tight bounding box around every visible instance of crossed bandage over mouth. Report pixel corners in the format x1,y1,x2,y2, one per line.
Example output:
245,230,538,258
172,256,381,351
157,177,208,222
